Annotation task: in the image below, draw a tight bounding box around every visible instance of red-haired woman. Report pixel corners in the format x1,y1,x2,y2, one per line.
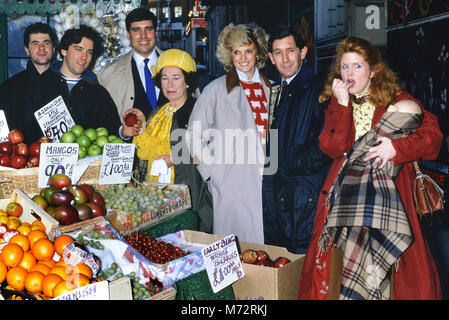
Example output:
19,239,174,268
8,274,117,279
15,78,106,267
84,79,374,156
298,37,443,300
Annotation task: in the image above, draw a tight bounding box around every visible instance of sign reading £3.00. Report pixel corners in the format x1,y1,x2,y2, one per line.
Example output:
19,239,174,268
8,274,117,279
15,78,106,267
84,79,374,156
201,234,244,293
34,95,75,143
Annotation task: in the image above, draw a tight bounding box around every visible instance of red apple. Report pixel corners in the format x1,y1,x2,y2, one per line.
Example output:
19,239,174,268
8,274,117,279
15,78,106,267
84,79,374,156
16,143,28,157
124,112,138,126
8,129,24,145
273,257,291,268
28,142,41,157
6,201,23,217
10,155,26,169
0,154,10,167
256,250,269,263
0,141,12,155
26,156,39,168
241,249,258,264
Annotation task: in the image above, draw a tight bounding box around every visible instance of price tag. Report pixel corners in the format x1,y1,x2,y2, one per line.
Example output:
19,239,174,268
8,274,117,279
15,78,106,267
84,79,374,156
53,280,109,300
201,234,244,293
34,95,75,142
99,143,136,185
38,143,79,188
0,110,10,142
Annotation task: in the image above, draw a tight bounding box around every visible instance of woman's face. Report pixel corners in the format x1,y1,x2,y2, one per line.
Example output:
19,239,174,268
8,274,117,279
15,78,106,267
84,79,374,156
340,52,374,95
231,42,257,80
161,66,188,106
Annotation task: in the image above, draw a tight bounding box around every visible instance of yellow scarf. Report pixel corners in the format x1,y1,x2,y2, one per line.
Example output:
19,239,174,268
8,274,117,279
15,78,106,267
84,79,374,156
133,102,181,183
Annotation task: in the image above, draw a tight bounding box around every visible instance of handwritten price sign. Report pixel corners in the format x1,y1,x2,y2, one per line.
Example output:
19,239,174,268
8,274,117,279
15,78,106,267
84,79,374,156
34,95,75,142
201,234,244,293
0,110,10,142
38,143,79,188
99,143,136,185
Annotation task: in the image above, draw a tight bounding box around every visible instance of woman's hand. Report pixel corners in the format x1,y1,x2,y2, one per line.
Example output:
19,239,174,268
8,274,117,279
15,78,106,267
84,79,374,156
122,108,146,137
155,154,173,168
332,78,350,106
363,136,396,169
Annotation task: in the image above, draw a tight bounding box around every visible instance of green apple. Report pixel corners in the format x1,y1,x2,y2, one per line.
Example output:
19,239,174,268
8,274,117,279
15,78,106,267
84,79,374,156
108,135,119,142
71,124,84,137
110,137,124,144
60,131,77,143
96,135,109,148
76,135,92,148
87,144,102,156
96,127,108,137
84,128,98,142
78,146,87,159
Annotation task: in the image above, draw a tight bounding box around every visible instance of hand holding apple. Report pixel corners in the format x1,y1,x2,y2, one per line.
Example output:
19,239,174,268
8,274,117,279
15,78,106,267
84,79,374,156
122,108,146,137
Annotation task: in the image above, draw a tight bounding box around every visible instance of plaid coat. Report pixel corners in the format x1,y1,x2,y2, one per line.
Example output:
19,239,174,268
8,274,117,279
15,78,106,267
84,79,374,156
298,92,443,300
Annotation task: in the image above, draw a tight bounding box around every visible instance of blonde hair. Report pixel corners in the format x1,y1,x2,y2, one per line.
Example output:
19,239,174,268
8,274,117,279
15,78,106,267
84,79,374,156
216,23,269,72
319,37,402,107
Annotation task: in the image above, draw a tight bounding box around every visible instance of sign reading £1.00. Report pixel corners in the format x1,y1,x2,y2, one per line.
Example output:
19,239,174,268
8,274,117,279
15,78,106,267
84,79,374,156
34,95,75,142
38,143,79,188
201,234,244,293
99,143,136,185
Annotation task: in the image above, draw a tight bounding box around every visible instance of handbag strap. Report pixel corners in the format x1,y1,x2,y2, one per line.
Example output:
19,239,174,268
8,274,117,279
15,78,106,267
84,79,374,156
413,161,421,175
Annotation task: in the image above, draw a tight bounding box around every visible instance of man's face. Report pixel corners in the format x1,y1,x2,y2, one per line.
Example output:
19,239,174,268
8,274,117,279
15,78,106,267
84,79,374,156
60,37,94,78
268,35,308,80
126,20,156,58
24,33,54,68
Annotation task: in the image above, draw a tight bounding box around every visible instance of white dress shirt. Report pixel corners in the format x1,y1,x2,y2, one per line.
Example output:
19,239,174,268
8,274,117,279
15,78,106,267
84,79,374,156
132,50,161,99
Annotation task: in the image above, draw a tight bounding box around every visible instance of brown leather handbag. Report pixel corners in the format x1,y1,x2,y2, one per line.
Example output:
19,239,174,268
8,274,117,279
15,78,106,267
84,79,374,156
412,161,444,222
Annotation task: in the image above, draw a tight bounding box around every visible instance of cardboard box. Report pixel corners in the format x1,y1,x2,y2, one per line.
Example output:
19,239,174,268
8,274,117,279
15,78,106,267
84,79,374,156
0,189,59,248
180,230,305,300
105,182,192,235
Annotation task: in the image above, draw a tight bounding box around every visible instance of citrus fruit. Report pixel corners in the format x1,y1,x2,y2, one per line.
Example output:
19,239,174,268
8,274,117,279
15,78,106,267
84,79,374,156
52,280,73,297
6,266,28,291
54,234,75,256
32,239,55,261
67,273,90,289
9,233,30,252
17,224,31,236
18,251,37,272
42,273,63,297
30,262,51,276
38,259,56,269
70,263,93,280
0,215,8,224
27,230,47,247
0,260,7,283
24,270,45,293
7,217,21,229
49,265,69,280
1,243,24,267
0,209,7,216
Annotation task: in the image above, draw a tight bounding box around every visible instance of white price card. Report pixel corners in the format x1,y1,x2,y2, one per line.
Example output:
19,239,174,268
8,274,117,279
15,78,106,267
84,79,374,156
99,143,136,185
0,110,9,142
201,234,244,293
34,95,75,142
38,143,79,188
53,280,109,300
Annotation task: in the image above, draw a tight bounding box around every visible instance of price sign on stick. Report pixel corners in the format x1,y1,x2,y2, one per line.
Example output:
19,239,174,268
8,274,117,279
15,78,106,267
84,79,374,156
34,96,75,142
0,110,10,142
38,143,79,188
99,143,136,185
201,234,244,293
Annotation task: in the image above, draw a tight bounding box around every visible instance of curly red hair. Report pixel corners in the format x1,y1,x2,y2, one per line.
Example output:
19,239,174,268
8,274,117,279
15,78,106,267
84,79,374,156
319,37,402,107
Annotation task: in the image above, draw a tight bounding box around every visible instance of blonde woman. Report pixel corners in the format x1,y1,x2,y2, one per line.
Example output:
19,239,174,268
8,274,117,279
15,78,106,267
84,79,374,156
187,23,270,244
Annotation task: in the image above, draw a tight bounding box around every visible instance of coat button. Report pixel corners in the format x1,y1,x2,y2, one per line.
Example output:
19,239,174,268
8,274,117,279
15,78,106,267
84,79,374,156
330,129,335,133
280,198,285,202
322,190,327,195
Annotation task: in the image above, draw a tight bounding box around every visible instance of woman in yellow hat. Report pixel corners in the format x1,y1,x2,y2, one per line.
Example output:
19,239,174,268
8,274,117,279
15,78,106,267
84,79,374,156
122,49,213,233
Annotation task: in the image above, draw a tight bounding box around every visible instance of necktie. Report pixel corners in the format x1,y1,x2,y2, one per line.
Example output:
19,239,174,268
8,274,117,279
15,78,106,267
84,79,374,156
144,58,157,110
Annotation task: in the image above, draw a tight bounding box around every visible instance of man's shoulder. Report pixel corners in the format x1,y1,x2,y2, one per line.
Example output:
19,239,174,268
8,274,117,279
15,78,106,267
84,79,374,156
99,51,133,73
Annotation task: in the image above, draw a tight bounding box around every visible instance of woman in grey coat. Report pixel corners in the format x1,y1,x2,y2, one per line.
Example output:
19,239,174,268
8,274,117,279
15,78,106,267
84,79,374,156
187,23,271,244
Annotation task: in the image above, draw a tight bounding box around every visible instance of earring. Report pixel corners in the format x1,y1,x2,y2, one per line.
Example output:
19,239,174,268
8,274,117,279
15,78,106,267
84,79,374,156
186,85,190,88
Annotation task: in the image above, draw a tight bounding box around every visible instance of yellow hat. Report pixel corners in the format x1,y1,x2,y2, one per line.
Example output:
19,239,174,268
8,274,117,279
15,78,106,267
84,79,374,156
151,49,197,76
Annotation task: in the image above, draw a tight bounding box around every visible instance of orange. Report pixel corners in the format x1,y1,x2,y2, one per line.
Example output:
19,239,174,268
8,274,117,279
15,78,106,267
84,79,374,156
1,243,24,267
0,215,8,224
54,235,74,256
49,265,69,280
69,263,93,280
24,270,45,293
42,273,63,298
30,262,51,276
32,239,54,261
0,209,7,216
9,233,30,252
31,220,46,232
54,260,68,268
6,266,28,291
38,259,56,269
18,251,37,272
27,230,47,247
67,273,90,289
7,217,21,230
16,224,31,236
0,260,7,283
52,280,73,297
